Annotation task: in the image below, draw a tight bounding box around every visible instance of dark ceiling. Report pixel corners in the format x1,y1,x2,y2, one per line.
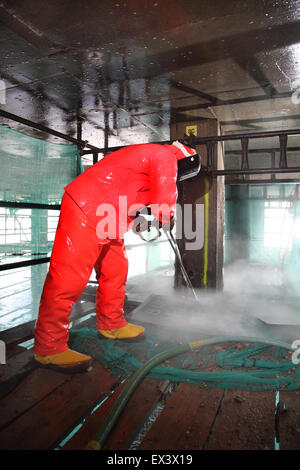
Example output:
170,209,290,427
1,0,300,163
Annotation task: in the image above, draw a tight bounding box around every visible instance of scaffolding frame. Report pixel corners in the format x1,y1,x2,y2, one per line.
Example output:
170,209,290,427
1,108,300,270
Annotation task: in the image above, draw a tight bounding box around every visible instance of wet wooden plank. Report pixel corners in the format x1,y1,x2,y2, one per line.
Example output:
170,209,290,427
0,361,121,450
6,343,27,359
0,321,36,346
63,378,161,450
0,348,35,382
138,383,224,450
0,367,69,431
0,348,38,400
62,380,127,450
277,391,300,450
103,379,162,450
207,390,275,450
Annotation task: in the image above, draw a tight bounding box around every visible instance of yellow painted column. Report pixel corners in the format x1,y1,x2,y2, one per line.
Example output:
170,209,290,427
171,119,225,290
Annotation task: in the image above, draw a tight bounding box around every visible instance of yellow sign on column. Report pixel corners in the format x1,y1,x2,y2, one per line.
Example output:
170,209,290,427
185,125,198,137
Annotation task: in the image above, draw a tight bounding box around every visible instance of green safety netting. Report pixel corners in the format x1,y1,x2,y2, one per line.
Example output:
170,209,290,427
0,124,83,258
69,327,300,391
0,124,83,204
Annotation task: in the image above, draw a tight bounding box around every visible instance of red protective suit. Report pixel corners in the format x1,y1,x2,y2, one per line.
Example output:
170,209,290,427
34,143,191,355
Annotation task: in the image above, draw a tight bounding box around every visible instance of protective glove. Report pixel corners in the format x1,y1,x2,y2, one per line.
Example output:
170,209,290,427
161,215,175,232
133,212,174,241
132,215,151,234
158,212,175,233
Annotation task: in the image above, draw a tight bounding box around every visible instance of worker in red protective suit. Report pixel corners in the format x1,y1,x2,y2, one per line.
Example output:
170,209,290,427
34,141,197,372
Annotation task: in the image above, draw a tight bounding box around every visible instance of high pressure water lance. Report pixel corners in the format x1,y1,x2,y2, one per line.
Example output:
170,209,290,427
133,150,201,297
134,220,198,299
167,150,200,298
163,228,198,301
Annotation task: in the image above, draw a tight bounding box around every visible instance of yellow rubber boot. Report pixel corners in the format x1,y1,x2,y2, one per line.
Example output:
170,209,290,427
34,349,92,373
98,323,145,342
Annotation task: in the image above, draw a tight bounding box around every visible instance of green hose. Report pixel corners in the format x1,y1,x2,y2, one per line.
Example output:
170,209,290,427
86,336,293,450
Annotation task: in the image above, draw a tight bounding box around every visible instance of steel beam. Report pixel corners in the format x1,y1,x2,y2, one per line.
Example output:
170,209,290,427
80,127,300,156
213,167,300,176
0,201,61,210
0,109,102,152
0,257,50,271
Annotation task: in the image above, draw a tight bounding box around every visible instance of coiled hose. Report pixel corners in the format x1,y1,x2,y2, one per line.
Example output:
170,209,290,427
86,335,293,450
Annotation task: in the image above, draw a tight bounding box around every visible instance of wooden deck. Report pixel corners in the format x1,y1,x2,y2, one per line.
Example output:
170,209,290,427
1,317,300,451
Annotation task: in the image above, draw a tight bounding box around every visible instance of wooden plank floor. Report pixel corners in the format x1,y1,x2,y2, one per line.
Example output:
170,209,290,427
207,390,276,450
277,391,300,450
0,356,122,450
1,271,300,450
1,323,300,449
138,383,224,450
1,345,300,450
63,378,163,450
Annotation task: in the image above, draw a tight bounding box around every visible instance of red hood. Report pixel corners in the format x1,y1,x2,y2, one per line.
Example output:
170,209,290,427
164,143,196,161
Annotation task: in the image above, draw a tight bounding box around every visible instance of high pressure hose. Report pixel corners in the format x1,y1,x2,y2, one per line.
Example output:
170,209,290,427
86,335,293,450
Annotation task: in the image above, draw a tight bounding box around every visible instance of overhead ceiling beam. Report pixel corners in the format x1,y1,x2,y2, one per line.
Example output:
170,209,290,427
233,55,278,97
171,90,295,114
111,21,300,81
170,80,224,105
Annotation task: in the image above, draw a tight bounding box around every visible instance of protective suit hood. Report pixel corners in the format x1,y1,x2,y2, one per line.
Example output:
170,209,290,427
164,142,201,182
164,141,197,160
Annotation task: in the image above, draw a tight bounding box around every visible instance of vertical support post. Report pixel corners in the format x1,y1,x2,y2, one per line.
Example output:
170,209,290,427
271,149,276,182
279,134,288,169
241,137,249,170
225,186,250,263
31,208,48,304
206,142,215,170
104,110,109,155
171,119,225,290
76,114,82,143
93,152,98,165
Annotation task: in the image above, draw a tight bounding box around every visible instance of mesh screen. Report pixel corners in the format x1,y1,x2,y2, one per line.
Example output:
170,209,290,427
0,208,59,258
0,124,82,204
0,124,82,261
